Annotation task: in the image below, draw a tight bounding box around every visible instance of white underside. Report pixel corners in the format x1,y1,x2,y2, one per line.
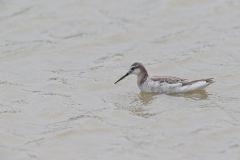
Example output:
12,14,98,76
139,79,210,93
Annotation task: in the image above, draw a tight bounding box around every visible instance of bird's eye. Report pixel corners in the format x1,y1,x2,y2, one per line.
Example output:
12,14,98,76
131,66,138,70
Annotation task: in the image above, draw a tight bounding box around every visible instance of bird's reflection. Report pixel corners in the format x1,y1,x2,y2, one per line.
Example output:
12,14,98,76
127,90,210,118
138,90,209,105
137,92,159,105
168,90,209,100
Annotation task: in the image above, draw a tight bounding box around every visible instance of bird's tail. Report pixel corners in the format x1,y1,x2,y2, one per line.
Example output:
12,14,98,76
178,78,215,93
184,78,215,86
204,78,215,85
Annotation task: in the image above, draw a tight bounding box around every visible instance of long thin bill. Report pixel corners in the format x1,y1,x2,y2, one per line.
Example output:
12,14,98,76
114,72,130,84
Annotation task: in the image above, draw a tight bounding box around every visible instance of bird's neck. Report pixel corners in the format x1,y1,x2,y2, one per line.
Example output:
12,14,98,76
137,72,148,86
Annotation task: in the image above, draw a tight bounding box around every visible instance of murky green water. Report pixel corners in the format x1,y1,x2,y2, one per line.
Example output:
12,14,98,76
1,0,240,159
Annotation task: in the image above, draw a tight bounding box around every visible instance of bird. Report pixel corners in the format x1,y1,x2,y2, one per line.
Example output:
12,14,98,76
114,62,214,94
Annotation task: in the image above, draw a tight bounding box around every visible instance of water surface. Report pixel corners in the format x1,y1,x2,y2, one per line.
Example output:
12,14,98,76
1,0,240,159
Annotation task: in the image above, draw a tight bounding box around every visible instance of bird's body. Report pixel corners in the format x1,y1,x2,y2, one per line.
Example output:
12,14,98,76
115,62,214,94
139,76,214,93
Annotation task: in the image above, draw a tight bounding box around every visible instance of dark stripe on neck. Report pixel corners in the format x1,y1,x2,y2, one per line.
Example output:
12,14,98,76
140,72,148,85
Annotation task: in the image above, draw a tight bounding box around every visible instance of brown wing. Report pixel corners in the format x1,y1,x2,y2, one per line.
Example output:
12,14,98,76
151,76,189,84
151,76,214,85
181,78,215,86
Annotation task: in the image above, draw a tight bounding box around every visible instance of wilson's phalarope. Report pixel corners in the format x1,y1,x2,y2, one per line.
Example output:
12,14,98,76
114,62,214,94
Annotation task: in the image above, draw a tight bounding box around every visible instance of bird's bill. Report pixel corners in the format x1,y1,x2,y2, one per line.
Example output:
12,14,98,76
114,71,131,84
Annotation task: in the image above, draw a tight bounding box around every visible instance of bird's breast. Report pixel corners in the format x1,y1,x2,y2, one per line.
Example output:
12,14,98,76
139,79,183,93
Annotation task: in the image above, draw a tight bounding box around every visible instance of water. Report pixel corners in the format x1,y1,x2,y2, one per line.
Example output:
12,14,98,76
1,0,240,159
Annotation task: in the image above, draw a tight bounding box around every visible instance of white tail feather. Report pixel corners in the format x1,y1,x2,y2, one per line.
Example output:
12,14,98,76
177,81,212,93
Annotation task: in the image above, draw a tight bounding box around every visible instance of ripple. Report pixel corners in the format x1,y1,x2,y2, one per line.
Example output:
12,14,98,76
0,103,20,114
